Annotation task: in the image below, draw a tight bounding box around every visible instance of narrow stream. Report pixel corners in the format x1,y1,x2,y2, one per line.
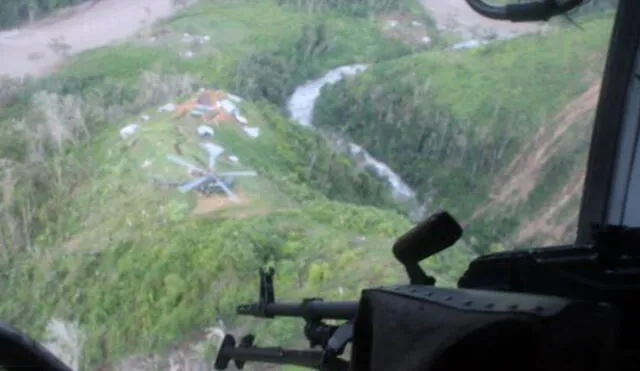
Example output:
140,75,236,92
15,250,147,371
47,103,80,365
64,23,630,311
286,65,416,201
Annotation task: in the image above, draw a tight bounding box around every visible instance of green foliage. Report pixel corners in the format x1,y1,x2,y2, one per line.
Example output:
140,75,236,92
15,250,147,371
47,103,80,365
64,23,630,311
2,208,409,368
0,0,411,272
209,102,398,209
233,19,332,105
276,0,405,17
0,64,410,369
0,46,176,123
302,200,411,236
233,15,410,107
312,17,614,248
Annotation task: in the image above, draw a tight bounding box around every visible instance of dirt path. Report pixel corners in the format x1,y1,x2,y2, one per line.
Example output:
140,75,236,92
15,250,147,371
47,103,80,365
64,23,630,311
0,0,180,78
421,0,545,39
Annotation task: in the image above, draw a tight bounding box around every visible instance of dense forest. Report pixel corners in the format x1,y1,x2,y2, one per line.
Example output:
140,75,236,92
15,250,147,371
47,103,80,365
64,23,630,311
0,0,94,29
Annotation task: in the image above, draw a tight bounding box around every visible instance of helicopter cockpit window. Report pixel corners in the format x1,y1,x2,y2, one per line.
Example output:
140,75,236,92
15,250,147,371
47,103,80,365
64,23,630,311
0,0,618,369
590,38,640,228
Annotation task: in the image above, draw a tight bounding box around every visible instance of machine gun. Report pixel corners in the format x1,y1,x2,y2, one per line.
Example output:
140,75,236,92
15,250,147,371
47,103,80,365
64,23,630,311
214,211,463,370
214,266,356,370
214,209,635,371
214,0,640,369
0,0,635,370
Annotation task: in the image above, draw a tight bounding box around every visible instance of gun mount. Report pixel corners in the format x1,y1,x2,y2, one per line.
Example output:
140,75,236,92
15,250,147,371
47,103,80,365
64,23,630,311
215,267,356,370
214,213,636,371
214,212,464,370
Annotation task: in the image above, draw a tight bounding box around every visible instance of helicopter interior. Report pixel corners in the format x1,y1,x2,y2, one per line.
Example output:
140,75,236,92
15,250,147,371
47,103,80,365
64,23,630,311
0,0,638,370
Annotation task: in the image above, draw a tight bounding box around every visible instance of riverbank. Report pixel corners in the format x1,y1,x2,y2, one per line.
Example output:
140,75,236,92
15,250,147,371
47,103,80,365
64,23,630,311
0,0,182,78
286,65,418,205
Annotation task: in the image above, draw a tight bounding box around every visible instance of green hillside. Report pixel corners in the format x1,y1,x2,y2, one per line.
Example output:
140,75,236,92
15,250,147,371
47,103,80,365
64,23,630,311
0,0,616,369
0,0,441,368
313,15,614,251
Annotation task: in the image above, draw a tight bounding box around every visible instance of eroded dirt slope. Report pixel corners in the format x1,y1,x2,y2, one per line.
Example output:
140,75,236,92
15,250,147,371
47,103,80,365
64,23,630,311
470,81,601,246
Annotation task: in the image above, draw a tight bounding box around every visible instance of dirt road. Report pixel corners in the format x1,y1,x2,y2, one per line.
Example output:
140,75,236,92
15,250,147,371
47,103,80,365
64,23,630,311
0,0,178,78
421,0,545,39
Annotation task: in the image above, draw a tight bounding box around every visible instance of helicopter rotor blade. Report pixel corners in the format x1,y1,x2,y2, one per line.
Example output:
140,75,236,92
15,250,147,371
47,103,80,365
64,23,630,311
210,175,238,201
209,151,225,170
167,155,205,173
178,176,211,193
200,143,225,169
216,171,257,177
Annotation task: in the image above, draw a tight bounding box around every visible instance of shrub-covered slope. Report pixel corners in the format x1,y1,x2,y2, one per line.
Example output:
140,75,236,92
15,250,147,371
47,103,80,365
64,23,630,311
312,15,614,251
0,1,440,368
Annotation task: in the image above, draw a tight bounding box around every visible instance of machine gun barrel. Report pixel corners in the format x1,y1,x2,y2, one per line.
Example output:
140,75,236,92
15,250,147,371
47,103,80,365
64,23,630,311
217,211,466,370
237,300,359,320
238,268,359,320
215,334,350,371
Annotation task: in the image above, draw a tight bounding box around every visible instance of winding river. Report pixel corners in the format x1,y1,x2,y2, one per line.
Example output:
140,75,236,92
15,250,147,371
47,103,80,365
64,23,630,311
286,65,416,201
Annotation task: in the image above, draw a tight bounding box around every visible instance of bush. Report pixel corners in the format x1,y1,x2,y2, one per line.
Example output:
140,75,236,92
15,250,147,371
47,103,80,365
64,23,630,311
215,102,399,209
311,16,614,249
0,72,197,259
276,0,405,17
313,77,519,219
234,19,333,106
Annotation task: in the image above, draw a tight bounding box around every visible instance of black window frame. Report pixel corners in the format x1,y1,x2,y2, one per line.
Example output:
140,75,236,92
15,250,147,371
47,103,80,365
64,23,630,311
576,0,640,245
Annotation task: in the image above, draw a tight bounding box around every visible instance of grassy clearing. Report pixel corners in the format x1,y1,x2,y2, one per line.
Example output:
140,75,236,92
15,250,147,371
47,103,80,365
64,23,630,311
1,87,412,368
0,0,419,362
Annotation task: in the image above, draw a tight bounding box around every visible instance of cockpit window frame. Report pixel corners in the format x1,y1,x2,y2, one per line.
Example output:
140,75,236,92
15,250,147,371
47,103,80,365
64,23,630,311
575,0,640,244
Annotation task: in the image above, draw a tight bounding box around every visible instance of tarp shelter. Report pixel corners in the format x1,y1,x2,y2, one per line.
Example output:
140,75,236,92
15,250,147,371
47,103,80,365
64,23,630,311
170,89,260,137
